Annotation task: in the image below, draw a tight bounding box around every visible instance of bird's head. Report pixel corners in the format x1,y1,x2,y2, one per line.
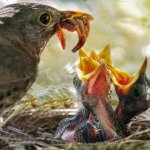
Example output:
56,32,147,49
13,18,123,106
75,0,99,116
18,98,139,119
74,46,111,110
74,45,111,109
111,58,150,123
74,49,118,140
0,3,93,57
74,62,110,111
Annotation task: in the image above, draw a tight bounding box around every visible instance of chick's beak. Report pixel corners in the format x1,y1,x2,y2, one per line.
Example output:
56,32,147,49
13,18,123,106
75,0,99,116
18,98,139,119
56,11,94,52
77,45,112,80
110,58,147,95
98,44,112,65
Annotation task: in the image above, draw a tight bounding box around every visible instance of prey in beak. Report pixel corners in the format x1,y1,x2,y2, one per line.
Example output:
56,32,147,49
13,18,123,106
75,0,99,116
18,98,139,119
56,11,94,52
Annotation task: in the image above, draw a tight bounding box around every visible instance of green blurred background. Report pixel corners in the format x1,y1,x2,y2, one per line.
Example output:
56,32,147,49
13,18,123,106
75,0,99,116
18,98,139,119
3,0,150,109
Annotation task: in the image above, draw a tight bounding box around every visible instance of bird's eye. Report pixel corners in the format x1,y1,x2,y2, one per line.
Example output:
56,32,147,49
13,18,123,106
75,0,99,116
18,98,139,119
73,76,81,88
132,87,141,98
39,13,51,25
133,88,140,97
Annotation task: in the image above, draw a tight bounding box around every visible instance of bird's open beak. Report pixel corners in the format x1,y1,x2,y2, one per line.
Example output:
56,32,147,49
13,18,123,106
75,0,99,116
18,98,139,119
77,45,148,96
81,62,117,139
77,44,112,80
56,11,94,52
85,62,111,99
76,45,111,103
110,58,148,95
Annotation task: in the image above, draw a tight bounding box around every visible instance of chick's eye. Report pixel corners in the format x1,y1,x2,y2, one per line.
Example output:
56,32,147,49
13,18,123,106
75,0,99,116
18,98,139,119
132,88,141,98
73,76,81,89
39,13,51,25
133,89,140,97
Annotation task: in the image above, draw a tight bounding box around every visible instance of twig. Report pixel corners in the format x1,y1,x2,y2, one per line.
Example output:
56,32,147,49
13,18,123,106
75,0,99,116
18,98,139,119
125,129,150,140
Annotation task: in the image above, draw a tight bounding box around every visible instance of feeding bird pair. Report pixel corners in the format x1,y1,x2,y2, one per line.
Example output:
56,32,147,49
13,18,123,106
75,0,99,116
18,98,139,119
55,45,150,143
0,1,149,144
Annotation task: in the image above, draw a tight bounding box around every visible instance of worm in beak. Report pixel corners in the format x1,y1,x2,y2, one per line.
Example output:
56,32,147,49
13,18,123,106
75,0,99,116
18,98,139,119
56,11,94,52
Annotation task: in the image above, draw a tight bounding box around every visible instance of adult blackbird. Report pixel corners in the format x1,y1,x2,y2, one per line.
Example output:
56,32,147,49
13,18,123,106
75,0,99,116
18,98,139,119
0,3,93,116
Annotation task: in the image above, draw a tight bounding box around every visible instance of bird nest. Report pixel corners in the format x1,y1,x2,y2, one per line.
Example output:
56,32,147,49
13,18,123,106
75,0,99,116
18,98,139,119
0,103,150,150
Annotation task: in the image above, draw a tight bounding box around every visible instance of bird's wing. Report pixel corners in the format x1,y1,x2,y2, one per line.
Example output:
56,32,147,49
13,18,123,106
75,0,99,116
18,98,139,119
0,37,37,85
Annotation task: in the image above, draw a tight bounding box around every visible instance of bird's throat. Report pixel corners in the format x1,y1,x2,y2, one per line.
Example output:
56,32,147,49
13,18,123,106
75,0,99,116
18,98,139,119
93,99,119,140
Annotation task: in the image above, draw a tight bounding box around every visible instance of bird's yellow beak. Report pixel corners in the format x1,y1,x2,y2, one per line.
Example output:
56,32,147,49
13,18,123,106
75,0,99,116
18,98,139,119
77,44,111,80
110,58,148,95
77,45,148,95
56,11,94,52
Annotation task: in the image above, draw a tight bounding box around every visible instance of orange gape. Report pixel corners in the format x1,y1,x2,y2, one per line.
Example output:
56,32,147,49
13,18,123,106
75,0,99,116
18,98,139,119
87,64,110,99
55,45,149,143
77,45,147,96
55,44,149,143
86,64,119,140
77,45,149,125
